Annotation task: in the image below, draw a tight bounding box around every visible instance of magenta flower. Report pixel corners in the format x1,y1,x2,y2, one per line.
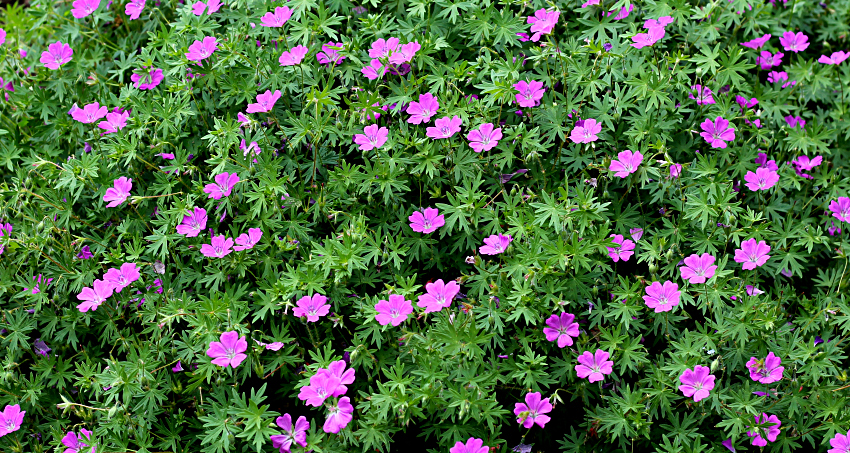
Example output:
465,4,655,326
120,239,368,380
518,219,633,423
293,293,330,322
316,360,355,397
299,373,341,406
735,95,759,110
77,245,93,260
744,167,780,191
467,123,502,153
72,102,108,124
207,331,248,368
0,404,25,437
240,139,261,159
746,352,784,384
24,274,53,294
247,89,281,113
103,176,132,207
630,228,643,241
609,150,643,178
388,41,420,65
77,279,115,312
450,438,488,453
526,9,559,42
757,51,783,69
361,59,386,80
417,279,460,313
103,262,140,293
261,6,292,27
203,172,240,199
125,0,145,19
785,115,806,129
513,80,545,107
643,280,681,313
201,234,234,258
678,365,716,402
185,36,218,62
353,124,389,151
829,197,850,223
734,238,771,270
607,234,635,262
700,116,735,148
755,152,778,172
570,118,602,143
679,253,717,284
426,115,462,139
375,294,413,326
479,233,512,255
192,0,221,15
819,51,850,65
829,430,850,453
741,33,771,49
690,85,715,105
323,397,353,434
747,413,781,447
176,207,207,237
575,349,614,383
316,42,345,65
234,228,262,251
514,392,552,428
631,25,666,49
543,312,579,348
746,285,764,296
608,4,633,20
61,428,94,453
131,68,163,89
0,223,10,256
0,28,4,46
40,41,73,69
172,361,183,372
768,70,788,84
368,38,400,58
409,207,445,234
237,112,251,125
670,163,683,178
721,438,735,453
791,155,822,179
97,110,130,134
71,0,100,18
271,414,308,453
779,31,808,52
279,45,309,66
406,93,439,124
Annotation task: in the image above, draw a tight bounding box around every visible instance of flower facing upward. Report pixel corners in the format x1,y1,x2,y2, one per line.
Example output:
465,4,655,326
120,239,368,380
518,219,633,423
734,238,771,270
260,6,292,27
543,312,579,348
630,18,670,49
234,228,262,251
353,124,389,151
40,41,73,69
98,110,130,134
678,365,716,402
700,117,735,148
206,331,248,368
61,428,94,453
570,118,602,143
819,51,850,65
417,279,461,313
513,80,545,108
479,233,513,255
406,93,440,124
72,102,108,124
746,352,784,384
690,85,715,105
829,430,850,453
830,197,850,223
201,235,234,258
71,0,100,18
643,280,681,313
0,404,24,437
791,155,822,179
316,42,345,65
270,414,308,453
609,150,643,178
744,167,780,191
279,46,309,66
679,253,718,284
203,172,240,199
388,41,420,65
299,373,341,406
514,392,552,428
409,208,445,233
575,349,614,383
247,90,281,113
450,438,489,453
103,262,140,293
185,37,218,62
779,31,809,52
103,177,132,207
607,234,635,262
527,9,559,42
176,207,208,237
77,279,115,312
757,51,783,69
375,294,413,326
369,38,400,58
316,360,356,397
467,123,502,153
323,397,354,433
747,413,781,447
426,116,462,139
192,0,221,15
125,0,146,19
131,68,163,89
293,293,330,322
740,33,771,49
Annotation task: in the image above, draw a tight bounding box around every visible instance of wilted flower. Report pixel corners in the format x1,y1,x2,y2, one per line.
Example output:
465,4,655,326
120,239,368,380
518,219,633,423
670,163,682,178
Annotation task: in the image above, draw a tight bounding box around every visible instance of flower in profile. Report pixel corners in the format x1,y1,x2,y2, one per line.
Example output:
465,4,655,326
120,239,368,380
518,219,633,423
479,233,513,255
369,38,400,58
406,93,439,124
791,155,822,179
203,172,240,199
24,274,53,295
176,207,207,237
388,41,420,64
609,150,643,178
828,220,843,236
740,33,771,49
526,9,559,42
71,0,100,18
607,234,635,262
575,349,614,383
735,95,758,110
607,4,633,20
353,124,389,151
700,116,735,148
467,123,502,153
98,110,130,134
0,223,11,256
247,90,281,113
543,313,579,348
779,31,808,52
103,177,132,207
234,228,262,251
829,430,850,453
417,279,460,313
72,102,108,124
690,85,715,105
270,414,309,453
734,238,771,270
409,207,445,234
41,41,73,69
131,68,163,89
299,373,341,406
172,361,183,372
643,280,681,313
33,338,51,357
261,6,292,27
450,438,489,453
77,279,115,312
829,197,850,223
679,253,717,284
757,51,783,69
678,365,715,402
514,80,545,107
61,428,94,453
746,352,784,384
375,294,413,326
0,404,24,437
785,115,806,129
721,438,735,453
819,51,850,65
747,413,781,447
316,42,345,65
514,392,552,428
185,36,218,62
201,235,234,258
570,118,602,143
192,0,221,15
316,360,355,396
0,28,4,46
426,115,462,139
670,163,683,178
755,152,778,171
630,228,643,241
293,293,330,322
207,331,248,368
125,0,145,19
77,245,94,260
240,139,261,158
360,59,386,80
323,397,354,433
279,46,309,66
103,262,140,293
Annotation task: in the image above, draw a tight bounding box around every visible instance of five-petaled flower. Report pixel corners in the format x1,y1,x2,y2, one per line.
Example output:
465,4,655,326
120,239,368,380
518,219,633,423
746,352,784,384
829,197,850,223
72,102,108,124
261,6,292,27
575,349,614,382
125,0,146,20
543,312,580,348
293,293,330,322
779,31,809,52
104,177,132,207
98,110,130,134
40,41,73,69
201,234,234,258
450,437,489,453
734,238,771,270
207,331,248,368
354,124,389,151
234,228,262,251
177,207,207,237
740,33,771,49
513,80,545,108
417,279,460,313
479,233,513,255
77,279,115,312
678,365,716,402
298,373,340,406
192,0,221,15
690,85,715,105
409,207,445,233
643,280,681,313
270,414,308,453
513,392,552,428
103,262,140,293
679,253,718,284
0,404,25,438
526,9,559,42
71,0,100,18
186,36,218,62
467,123,502,153
61,428,94,453
407,93,439,124
744,167,780,191
323,397,354,433
247,90,281,113
570,118,602,143
204,172,240,199
747,413,781,447
132,68,163,89
279,46,309,66
607,234,635,262
375,294,413,326
700,116,735,148
316,42,345,65
828,429,850,453
609,150,643,178
426,115,462,139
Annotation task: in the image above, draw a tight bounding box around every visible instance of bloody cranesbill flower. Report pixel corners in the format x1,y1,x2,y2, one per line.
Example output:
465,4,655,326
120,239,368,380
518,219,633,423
630,228,643,241
757,51,783,69
670,163,683,178
369,38,400,58
643,281,681,312
0,404,24,437
323,397,353,433
607,234,635,262
131,68,163,89
408,207,445,233
201,234,234,258
293,293,330,322
299,373,341,406
513,80,545,107
247,89,281,113
40,41,73,70
829,429,850,453
375,294,413,326
734,238,771,270
103,177,132,207
261,6,292,27
417,279,461,313
203,172,240,199
631,23,666,48
406,93,439,124
61,428,94,453
353,124,388,151
721,439,735,453
97,110,130,134
819,51,850,65
388,41,420,64
745,285,764,296
278,45,308,66
792,155,822,179
735,95,758,110
426,115,462,139
270,414,308,453
678,365,715,402
0,28,4,46
785,115,805,129
316,360,355,396
479,233,513,255
172,361,183,372
125,0,145,19
467,123,502,153
829,197,850,222
72,102,108,124
741,33,771,49
700,116,735,148
77,279,115,312
240,139,261,157
755,152,778,171
77,245,93,259
744,167,780,191
746,352,784,384
207,331,248,368
575,349,614,383
103,262,140,292
361,59,386,80
316,42,345,65
185,36,218,62
747,413,781,446
192,0,221,15
514,392,552,428
779,31,808,52
690,85,715,104
527,9,559,42
570,118,602,143
450,438,488,453
680,253,718,284
33,338,51,356
24,274,53,295
234,228,262,251
71,0,100,18
607,4,633,19
609,150,643,178
176,207,207,237
543,312,579,347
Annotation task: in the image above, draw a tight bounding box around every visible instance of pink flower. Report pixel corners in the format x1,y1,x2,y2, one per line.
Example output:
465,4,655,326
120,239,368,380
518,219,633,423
361,59,386,80
570,118,602,143
316,360,355,397
234,228,262,251
450,438,488,453
747,413,781,447
746,352,784,384
514,392,552,428
237,112,251,126
293,293,330,322
740,33,771,49
670,163,682,178
736,95,759,110
77,279,115,312
206,331,248,368
426,115,462,139
609,150,643,178
828,430,850,453
323,397,353,433
299,373,340,407
581,0,600,7
757,51,783,69
201,234,234,258
375,294,413,326
72,102,108,124
700,116,735,148
543,312,579,348
353,124,388,151
785,115,805,129
734,238,771,270
103,262,140,293
746,285,765,296
607,234,634,262
316,42,345,65
185,36,218,62
24,274,52,295
247,89,281,113
279,45,309,66
40,41,73,70
690,85,715,105
270,414,308,453
417,279,460,313
260,6,292,27
103,176,132,207
71,0,100,18
97,110,130,134
192,0,221,15
513,80,545,107
678,365,715,402
0,404,25,437
791,155,822,179
679,253,717,284
819,51,850,65
125,0,146,19
479,233,512,255
0,223,10,256
767,70,787,83
203,172,240,199
176,207,207,237
467,123,502,153
829,197,850,223
409,207,445,233
61,428,94,453
630,228,643,241
631,25,666,48
368,38,400,58
240,139,261,157
575,349,614,383
779,31,808,52
744,167,780,191
131,68,164,89
0,29,4,47
643,280,681,313
527,9,559,42
388,41,420,65
406,93,439,124
607,4,633,20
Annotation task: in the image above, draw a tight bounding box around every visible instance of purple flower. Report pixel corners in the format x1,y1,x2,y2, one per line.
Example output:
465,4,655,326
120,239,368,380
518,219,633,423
745,285,764,296
409,207,445,234
279,45,309,66
609,150,643,178
779,31,808,52
746,352,784,384
527,9,559,42
176,207,208,237
791,155,822,179
741,33,771,49
192,0,221,15
755,152,779,171
41,41,73,70
670,163,683,178
261,6,292,27
479,233,513,255
607,234,635,262
293,293,330,322
368,38,400,58
323,397,353,433
103,177,132,207
426,115,462,139
735,95,758,110
829,429,850,453
450,438,489,453
299,373,341,406
375,294,413,326
353,124,389,151
61,428,94,453
570,118,602,143
316,42,345,65
103,262,140,293
721,439,735,452
185,36,218,62
678,365,715,402
77,279,115,312
700,116,735,148
206,331,248,368
785,115,806,129
679,253,717,284
360,59,386,80
513,392,552,428
629,228,643,241
125,0,145,19
233,228,262,251
690,85,715,105
608,4,633,20
417,279,461,313
33,338,51,356
270,414,309,453
757,51,783,69
172,361,184,372
0,222,10,256
467,123,502,153
829,197,850,223
734,238,771,270
744,167,780,191
514,80,545,108
575,349,614,383
406,93,439,124
131,68,163,89
819,51,850,65
72,102,108,124
747,413,781,446
201,234,234,258
97,110,130,134
203,172,240,199
71,0,100,18
388,41,420,65
317,360,355,397
247,89,281,113
77,245,93,260
543,312,579,347
0,28,4,46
